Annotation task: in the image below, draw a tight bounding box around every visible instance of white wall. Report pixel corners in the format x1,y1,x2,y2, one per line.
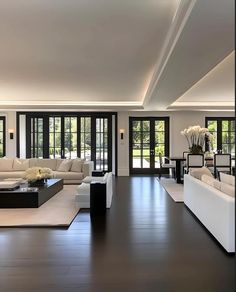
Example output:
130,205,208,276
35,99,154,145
117,111,234,176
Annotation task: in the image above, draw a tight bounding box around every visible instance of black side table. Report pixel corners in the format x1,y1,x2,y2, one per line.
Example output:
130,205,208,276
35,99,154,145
90,182,106,216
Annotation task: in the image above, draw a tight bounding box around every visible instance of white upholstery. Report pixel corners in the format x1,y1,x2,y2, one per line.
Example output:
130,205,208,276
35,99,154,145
76,172,113,208
187,154,204,167
184,174,235,252
220,172,235,186
13,158,29,171
0,158,94,184
215,154,231,166
0,158,14,171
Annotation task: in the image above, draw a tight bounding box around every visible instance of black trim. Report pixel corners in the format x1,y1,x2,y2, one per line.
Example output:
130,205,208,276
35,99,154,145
129,117,170,174
16,111,118,175
205,117,235,155
0,116,6,157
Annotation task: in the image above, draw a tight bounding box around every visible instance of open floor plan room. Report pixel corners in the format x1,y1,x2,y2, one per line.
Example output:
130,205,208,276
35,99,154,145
0,0,235,291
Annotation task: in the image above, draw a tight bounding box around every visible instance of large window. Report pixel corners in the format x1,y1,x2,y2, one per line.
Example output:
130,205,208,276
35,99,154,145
30,117,44,158
206,117,235,156
18,112,116,172
129,117,169,174
80,117,91,160
0,117,6,157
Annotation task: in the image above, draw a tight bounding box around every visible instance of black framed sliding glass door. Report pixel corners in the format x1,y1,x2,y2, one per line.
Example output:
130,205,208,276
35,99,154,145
129,117,169,174
0,117,6,157
21,112,115,172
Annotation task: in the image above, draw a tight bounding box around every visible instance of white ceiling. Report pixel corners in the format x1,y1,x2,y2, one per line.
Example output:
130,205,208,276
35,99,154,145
0,0,234,111
170,52,234,110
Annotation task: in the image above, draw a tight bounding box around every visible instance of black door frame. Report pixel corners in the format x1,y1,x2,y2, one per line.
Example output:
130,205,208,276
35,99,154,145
17,112,117,174
129,116,170,174
0,116,6,157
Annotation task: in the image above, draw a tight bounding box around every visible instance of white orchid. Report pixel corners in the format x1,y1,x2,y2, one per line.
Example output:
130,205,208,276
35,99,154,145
181,125,212,151
24,167,53,183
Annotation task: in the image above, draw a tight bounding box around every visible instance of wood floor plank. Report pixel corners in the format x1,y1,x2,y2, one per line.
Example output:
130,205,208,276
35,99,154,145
0,176,234,292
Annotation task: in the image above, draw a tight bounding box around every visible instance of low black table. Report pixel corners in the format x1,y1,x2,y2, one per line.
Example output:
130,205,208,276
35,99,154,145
0,179,63,208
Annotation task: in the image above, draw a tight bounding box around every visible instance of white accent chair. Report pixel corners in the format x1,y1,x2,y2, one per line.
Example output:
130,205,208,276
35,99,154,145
213,154,231,178
158,153,175,179
184,154,204,173
75,172,113,208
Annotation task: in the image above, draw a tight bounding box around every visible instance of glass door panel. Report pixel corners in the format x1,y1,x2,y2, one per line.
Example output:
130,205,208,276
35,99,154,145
30,117,44,158
80,117,91,160
49,117,62,158
130,117,169,174
64,117,77,159
95,118,108,170
0,117,5,157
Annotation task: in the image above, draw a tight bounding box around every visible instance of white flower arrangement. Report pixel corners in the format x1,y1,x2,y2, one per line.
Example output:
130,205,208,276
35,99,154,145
24,167,53,183
181,125,213,153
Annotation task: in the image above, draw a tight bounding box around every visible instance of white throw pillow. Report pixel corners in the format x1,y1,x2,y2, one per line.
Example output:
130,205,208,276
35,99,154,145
71,159,85,172
13,158,29,171
82,176,105,184
220,182,235,197
0,158,14,171
189,167,213,180
57,160,72,172
201,174,215,186
201,174,221,191
220,172,235,186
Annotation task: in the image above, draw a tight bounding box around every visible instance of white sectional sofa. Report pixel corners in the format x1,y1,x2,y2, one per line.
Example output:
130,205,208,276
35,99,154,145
75,172,113,208
184,173,235,253
0,158,94,184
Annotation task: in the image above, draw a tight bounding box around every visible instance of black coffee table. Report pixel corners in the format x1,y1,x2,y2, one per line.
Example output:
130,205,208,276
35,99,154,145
0,179,63,208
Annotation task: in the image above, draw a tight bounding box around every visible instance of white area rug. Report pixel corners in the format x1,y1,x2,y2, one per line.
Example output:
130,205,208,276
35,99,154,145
158,178,184,202
0,185,80,227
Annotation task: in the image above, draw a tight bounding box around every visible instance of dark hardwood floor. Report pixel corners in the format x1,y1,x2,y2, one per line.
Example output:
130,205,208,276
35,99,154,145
0,176,234,292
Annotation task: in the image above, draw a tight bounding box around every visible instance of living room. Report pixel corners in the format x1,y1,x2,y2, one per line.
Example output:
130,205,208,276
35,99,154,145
0,0,235,291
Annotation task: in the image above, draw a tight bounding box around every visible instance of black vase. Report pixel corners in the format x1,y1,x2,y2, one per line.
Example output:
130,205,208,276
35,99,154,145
29,179,45,187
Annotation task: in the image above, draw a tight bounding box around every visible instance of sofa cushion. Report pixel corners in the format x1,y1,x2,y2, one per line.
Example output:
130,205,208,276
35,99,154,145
201,174,221,191
0,158,14,171
53,171,83,180
36,159,57,170
29,158,38,168
189,167,213,180
220,172,235,186
82,175,105,184
13,158,29,171
0,171,25,179
71,159,85,172
57,160,72,172
220,182,235,197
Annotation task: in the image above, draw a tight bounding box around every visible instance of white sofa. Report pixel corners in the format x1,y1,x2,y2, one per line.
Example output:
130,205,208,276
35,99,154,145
0,158,94,184
75,172,113,208
184,174,235,252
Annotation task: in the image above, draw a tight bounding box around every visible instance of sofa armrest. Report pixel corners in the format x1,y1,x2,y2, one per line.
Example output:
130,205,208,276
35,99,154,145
83,161,94,177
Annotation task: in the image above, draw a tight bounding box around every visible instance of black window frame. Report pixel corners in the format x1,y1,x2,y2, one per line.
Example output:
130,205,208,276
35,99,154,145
17,112,117,174
0,116,6,157
205,117,235,156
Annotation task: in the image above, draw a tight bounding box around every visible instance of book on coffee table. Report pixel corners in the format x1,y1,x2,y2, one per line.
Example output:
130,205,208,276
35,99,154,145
0,181,20,190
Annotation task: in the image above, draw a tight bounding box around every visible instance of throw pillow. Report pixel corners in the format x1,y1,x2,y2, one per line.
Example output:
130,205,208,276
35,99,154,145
57,160,72,172
201,174,215,186
71,159,85,172
189,167,213,180
220,172,235,186
82,176,105,184
220,182,235,197
0,158,14,171
13,158,29,171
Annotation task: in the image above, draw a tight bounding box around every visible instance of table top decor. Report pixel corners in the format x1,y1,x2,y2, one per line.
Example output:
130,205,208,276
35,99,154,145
24,167,53,186
181,125,213,154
